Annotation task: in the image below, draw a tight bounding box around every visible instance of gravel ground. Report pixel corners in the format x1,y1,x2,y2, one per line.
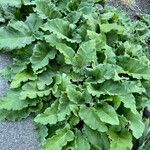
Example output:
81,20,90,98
0,117,40,150
108,0,150,15
0,1,150,150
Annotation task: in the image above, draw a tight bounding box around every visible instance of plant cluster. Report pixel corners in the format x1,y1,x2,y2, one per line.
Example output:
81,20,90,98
0,0,150,150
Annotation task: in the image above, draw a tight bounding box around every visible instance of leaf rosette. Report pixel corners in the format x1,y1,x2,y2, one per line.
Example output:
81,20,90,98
0,0,150,150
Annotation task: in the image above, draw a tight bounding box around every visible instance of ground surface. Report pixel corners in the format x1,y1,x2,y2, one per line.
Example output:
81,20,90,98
108,0,150,15
0,1,149,150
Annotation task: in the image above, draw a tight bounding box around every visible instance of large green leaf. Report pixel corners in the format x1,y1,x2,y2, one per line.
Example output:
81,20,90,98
66,84,83,104
0,23,34,50
45,34,75,64
97,103,119,125
67,0,81,11
42,128,74,150
74,130,90,150
35,124,48,145
84,125,110,150
108,131,133,150
123,80,146,94
37,69,54,90
124,110,145,139
0,0,21,7
25,13,43,33
117,94,137,114
52,74,72,96
79,106,108,132
117,56,150,80
142,81,150,98
0,90,28,111
0,108,31,121
100,23,125,34
30,42,57,72
87,80,128,97
0,13,42,50
73,40,96,70
34,100,58,125
42,18,78,43
85,63,122,83
34,0,62,19
10,70,37,89
34,95,71,125
20,81,51,100
66,10,82,24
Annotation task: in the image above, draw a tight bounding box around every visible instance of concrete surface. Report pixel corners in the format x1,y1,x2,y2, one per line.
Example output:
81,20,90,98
0,1,150,150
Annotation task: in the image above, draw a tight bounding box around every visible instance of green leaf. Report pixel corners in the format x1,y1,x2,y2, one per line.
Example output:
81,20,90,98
0,22,34,50
11,59,28,74
37,69,54,90
0,13,42,50
57,94,71,121
66,85,83,104
117,56,150,80
35,124,48,145
97,103,119,125
87,80,128,97
0,109,8,121
82,13,99,31
45,34,75,64
20,81,51,100
42,128,74,150
73,40,96,70
79,106,108,132
101,12,115,20
85,63,122,83
25,13,43,33
123,41,145,59
69,114,80,126
34,95,71,125
117,94,137,114
30,42,56,72
34,100,58,125
123,80,146,94
103,45,116,64
0,108,31,121
52,74,71,96
124,110,145,139
84,125,110,150
67,0,81,11
100,23,125,34
55,0,70,13
42,18,78,43
34,0,62,19
66,11,82,24
0,89,28,111
108,130,133,150
10,70,37,89
74,130,90,150
0,0,21,7
142,81,150,98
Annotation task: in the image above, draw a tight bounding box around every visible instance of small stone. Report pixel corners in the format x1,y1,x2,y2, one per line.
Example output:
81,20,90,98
144,108,150,118
95,4,104,14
